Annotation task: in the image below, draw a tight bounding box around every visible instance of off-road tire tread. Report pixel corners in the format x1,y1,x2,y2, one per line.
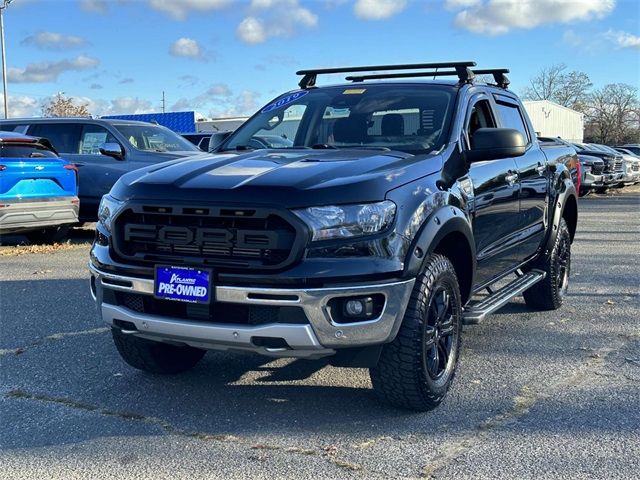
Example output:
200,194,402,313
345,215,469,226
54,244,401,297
370,254,462,411
523,218,571,311
112,329,206,374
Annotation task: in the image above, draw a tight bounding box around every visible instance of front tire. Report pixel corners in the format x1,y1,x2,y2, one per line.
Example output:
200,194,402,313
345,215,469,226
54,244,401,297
523,218,571,311
25,226,69,244
370,254,463,411
112,329,206,374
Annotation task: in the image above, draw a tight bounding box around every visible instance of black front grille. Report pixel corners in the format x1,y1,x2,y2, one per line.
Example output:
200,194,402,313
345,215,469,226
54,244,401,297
112,204,304,271
590,163,604,175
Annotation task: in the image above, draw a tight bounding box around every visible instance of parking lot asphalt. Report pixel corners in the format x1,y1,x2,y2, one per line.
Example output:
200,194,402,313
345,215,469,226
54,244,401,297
1,191,639,480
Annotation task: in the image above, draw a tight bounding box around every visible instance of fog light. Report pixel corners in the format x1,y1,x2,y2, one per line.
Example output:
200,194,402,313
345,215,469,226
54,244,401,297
345,300,364,316
343,297,373,319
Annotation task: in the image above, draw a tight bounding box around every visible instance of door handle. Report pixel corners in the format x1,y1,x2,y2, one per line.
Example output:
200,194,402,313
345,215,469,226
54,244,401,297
536,163,546,175
505,172,518,185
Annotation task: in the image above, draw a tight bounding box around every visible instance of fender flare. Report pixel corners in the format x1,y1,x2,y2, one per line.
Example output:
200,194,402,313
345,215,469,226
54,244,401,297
545,178,577,254
404,206,476,301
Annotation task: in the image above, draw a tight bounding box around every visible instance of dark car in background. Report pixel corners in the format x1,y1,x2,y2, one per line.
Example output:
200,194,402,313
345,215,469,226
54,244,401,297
539,137,603,196
570,142,624,192
181,132,212,151
615,144,640,156
0,118,201,221
0,132,78,243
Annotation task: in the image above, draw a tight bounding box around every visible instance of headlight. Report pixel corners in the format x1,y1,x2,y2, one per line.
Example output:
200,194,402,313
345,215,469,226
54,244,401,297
97,195,123,232
293,201,396,241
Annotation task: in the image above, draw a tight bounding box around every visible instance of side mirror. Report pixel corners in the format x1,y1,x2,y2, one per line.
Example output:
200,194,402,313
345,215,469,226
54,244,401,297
99,142,124,160
466,128,526,163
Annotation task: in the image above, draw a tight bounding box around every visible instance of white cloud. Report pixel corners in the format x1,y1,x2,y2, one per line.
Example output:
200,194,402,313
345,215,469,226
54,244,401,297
445,0,480,8
148,0,230,20
169,37,203,58
353,0,407,20
451,0,615,35
605,29,640,49
80,0,109,14
108,97,154,115
8,55,99,83
168,85,259,116
21,31,89,50
237,0,318,44
210,90,261,117
170,83,233,111
1,94,40,117
237,17,268,44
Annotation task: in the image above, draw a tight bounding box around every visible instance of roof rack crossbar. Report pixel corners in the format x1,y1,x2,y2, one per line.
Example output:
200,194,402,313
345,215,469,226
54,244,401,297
296,61,476,89
345,68,511,88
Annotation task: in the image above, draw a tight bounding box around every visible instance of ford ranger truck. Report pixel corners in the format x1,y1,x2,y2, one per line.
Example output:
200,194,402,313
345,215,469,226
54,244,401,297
90,62,578,411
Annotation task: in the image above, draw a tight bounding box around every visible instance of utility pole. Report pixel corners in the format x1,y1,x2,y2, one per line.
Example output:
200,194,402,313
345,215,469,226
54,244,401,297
0,0,13,119
161,91,165,114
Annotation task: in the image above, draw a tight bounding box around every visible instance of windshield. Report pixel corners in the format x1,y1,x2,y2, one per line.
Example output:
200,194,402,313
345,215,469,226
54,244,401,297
114,124,199,153
221,84,457,155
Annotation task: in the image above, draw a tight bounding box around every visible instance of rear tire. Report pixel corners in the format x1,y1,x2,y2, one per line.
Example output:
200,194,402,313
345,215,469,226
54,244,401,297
25,226,69,244
523,218,571,311
370,254,463,411
112,329,206,374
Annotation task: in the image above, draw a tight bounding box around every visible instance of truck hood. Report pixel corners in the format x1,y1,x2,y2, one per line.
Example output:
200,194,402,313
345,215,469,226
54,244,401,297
111,149,443,207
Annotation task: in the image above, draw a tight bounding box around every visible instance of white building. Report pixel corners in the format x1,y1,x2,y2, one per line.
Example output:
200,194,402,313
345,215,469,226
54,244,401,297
523,100,584,143
196,117,249,133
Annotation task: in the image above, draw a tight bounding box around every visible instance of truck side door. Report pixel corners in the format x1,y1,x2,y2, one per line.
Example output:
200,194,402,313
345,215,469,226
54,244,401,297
463,95,522,286
493,95,548,259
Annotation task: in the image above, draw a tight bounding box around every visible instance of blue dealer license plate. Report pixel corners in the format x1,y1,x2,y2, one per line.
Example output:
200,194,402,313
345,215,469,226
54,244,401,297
155,266,211,304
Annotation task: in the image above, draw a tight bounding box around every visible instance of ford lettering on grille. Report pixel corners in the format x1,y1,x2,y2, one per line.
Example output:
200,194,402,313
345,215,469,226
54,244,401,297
124,224,283,250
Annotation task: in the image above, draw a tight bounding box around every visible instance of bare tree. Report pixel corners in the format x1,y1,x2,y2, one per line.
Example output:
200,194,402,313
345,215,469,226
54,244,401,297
585,83,640,144
522,64,592,112
42,93,91,117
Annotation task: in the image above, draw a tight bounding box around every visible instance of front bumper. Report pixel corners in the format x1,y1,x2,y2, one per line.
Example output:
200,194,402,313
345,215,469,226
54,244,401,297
90,264,415,359
581,172,604,189
0,197,79,234
602,172,624,186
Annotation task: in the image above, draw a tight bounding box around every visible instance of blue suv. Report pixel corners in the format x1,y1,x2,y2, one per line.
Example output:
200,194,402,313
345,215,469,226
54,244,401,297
0,132,79,243
0,118,201,221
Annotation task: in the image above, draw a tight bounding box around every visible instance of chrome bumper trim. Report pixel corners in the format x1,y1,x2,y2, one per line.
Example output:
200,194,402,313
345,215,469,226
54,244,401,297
90,264,415,350
102,304,333,359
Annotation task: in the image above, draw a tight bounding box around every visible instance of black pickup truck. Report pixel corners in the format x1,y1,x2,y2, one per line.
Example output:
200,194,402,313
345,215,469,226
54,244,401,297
90,62,578,411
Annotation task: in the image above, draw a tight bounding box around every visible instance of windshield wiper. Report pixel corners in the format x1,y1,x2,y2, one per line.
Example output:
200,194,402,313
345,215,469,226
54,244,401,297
311,144,338,150
341,146,391,151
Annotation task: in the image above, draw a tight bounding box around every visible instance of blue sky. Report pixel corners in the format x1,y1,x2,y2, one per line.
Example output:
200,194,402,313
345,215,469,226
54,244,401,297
4,0,639,119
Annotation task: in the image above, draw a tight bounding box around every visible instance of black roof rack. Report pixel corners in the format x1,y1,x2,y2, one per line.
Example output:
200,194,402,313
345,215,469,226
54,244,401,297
345,68,510,88
296,61,477,89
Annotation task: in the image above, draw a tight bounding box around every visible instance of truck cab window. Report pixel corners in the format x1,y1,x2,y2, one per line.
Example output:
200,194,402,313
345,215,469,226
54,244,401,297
495,101,530,144
466,100,495,148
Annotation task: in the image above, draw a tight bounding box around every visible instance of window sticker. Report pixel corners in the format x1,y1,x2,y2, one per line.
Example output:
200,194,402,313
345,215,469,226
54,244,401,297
261,90,309,114
342,88,366,94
